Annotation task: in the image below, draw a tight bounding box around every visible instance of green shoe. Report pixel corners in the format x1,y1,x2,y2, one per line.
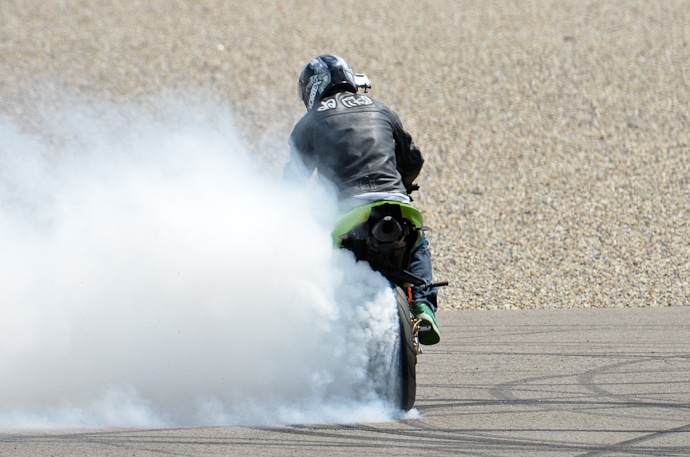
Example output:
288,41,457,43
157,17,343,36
413,300,441,345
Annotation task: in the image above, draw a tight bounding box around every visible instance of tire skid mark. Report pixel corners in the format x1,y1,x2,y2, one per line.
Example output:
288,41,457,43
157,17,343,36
574,423,690,457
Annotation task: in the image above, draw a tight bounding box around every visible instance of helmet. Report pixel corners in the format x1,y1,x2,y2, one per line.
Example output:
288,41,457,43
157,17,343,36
298,54,357,110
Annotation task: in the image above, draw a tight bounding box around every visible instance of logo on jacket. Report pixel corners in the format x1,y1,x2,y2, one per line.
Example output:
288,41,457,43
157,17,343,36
341,95,373,108
316,95,373,112
317,98,337,111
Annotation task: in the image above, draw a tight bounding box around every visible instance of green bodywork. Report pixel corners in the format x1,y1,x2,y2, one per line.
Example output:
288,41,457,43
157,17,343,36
332,200,424,248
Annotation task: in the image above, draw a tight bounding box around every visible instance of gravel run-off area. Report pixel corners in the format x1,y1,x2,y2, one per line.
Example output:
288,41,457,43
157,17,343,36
2,0,689,310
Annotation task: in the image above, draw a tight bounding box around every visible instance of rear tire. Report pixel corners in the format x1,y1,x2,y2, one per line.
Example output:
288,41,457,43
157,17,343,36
395,287,417,411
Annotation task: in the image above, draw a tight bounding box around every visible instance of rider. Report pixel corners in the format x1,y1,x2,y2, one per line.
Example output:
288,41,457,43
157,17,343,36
284,54,440,345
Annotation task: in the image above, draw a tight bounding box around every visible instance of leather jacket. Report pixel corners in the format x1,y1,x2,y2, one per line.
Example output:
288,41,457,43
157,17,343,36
286,92,424,200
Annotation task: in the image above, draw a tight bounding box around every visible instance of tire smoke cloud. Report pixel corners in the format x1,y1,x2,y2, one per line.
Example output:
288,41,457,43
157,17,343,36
0,98,407,428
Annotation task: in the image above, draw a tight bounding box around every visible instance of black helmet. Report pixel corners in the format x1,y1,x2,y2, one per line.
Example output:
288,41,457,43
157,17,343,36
298,54,357,110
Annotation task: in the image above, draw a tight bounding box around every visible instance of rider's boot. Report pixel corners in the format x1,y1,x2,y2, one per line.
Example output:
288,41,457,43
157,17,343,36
413,300,441,345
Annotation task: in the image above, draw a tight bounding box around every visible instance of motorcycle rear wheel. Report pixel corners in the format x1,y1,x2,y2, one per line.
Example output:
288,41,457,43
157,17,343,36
394,286,417,411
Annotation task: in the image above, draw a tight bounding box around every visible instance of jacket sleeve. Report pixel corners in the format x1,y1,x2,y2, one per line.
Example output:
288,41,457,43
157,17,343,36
390,110,424,193
283,129,316,182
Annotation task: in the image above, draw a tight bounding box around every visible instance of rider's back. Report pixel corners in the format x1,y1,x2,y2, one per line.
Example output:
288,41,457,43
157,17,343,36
289,91,421,201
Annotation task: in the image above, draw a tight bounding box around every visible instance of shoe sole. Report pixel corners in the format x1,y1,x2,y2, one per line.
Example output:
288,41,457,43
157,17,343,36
416,313,441,345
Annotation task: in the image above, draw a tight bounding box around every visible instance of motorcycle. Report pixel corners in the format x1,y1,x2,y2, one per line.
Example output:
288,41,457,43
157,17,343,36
331,200,446,411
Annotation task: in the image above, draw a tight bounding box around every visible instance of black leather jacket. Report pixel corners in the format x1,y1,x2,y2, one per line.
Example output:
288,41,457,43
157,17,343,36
286,92,424,200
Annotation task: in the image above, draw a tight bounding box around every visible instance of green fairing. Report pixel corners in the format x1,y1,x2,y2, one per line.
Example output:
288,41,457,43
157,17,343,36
332,201,424,247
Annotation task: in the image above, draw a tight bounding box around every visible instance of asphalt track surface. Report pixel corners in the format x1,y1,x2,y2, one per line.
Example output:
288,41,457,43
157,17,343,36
2,307,688,456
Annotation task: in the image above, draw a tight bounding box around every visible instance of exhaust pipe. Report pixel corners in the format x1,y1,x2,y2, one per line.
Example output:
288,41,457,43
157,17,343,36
371,216,403,243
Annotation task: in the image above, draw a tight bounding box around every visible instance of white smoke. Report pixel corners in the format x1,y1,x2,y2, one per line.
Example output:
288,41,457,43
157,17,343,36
0,98,411,428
